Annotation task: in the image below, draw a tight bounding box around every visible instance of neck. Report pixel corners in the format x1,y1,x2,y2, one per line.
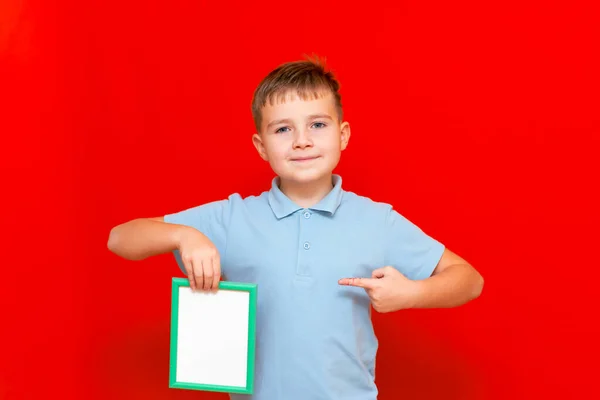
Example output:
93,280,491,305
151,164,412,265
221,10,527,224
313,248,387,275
278,174,334,208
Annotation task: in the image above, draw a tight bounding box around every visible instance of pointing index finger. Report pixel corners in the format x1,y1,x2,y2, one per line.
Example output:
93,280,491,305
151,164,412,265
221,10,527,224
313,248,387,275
338,277,375,289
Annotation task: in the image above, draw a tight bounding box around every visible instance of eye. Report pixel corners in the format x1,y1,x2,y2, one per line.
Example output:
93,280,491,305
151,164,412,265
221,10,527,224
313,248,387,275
312,122,327,129
275,126,290,134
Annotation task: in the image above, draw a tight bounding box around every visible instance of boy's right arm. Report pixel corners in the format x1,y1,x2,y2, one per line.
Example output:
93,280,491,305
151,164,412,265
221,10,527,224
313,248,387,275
107,216,181,261
107,217,221,291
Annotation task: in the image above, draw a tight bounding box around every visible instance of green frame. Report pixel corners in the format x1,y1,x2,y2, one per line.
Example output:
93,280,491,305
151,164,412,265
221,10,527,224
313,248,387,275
169,277,257,394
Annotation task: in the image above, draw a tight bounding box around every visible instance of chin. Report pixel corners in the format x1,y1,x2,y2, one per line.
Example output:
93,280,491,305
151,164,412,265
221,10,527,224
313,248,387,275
279,169,333,184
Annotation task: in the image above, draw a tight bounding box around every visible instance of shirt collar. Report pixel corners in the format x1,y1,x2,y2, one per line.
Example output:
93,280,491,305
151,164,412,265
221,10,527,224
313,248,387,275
268,174,344,219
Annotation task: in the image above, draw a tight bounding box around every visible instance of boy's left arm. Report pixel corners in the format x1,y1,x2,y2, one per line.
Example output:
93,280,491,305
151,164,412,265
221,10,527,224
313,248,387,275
339,204,484,312
339,248,484,313
409,247,483,308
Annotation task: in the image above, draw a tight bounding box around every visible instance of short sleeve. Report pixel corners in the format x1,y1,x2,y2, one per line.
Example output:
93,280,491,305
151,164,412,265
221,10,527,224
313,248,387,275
384,207,445,281
163,199,230,276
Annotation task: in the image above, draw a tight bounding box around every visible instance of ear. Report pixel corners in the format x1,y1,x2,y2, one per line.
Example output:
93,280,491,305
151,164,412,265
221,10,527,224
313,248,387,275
252,133,269,161
339,121,351,150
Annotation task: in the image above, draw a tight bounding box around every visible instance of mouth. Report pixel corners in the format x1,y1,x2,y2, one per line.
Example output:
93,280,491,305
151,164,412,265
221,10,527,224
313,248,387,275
290,156,321,162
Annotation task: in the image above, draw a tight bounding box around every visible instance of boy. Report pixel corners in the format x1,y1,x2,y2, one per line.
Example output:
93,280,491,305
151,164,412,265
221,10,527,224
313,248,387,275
107,56,484,400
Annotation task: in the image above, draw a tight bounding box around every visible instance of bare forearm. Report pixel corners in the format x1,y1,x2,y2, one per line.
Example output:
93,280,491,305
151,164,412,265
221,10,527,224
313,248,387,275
107,218,186,261
411,264,484,308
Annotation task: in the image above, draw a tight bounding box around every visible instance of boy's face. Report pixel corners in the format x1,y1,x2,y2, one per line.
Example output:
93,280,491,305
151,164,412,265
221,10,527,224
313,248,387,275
252,91,350,186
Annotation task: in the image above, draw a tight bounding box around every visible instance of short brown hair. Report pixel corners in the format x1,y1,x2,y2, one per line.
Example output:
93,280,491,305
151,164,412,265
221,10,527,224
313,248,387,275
251,55,343,132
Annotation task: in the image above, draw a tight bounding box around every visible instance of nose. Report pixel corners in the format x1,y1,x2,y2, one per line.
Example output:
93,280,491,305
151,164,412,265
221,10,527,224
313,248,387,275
292,128,313,149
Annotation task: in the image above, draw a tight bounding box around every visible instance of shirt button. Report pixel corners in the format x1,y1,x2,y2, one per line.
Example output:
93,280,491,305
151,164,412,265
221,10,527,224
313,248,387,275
303,211,311,219
303,242,310,250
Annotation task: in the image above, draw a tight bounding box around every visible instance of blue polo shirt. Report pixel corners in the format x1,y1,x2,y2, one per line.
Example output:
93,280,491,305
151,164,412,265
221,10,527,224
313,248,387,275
164,175,445,400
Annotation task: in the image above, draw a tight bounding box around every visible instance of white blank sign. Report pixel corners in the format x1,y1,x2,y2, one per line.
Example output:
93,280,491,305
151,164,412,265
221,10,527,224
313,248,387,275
169,278,257,394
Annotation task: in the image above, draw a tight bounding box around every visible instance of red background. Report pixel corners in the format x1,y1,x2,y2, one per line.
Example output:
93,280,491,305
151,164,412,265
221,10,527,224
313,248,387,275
2,1,599,399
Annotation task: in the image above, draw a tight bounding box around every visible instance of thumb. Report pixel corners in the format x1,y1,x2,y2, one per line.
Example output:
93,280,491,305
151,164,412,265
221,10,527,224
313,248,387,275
372,268,387,279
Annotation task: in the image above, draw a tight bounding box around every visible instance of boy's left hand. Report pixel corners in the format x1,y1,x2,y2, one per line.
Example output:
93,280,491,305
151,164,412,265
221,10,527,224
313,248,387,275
338,266,421,313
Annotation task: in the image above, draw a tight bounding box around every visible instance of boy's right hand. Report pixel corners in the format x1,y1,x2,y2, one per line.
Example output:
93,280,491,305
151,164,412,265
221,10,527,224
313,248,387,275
176,227,221,292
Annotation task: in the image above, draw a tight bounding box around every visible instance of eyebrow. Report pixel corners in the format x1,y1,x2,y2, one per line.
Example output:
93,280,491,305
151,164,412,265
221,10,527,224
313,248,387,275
266,114,333,129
